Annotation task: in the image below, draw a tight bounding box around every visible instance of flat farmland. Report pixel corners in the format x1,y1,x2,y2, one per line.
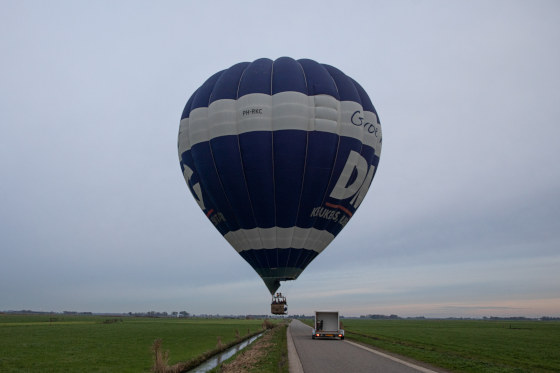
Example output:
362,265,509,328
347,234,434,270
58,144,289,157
0,314,266,372
341,319,560,372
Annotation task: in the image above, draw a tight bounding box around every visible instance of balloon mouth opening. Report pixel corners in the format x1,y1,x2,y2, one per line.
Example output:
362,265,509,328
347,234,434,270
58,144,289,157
250,266,303,295
255,267,303,294
262,277,295,295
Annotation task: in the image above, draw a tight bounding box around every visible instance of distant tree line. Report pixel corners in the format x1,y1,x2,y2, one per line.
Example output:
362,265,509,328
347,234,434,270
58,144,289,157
128,311,190,317
3,310,558,321
483,316,560,321
360,314,401,319
357,314,560,321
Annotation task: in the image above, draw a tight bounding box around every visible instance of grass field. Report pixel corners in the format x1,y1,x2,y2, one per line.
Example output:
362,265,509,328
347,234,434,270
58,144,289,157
5,314,558,372
0,314,267,372
340,319,560,372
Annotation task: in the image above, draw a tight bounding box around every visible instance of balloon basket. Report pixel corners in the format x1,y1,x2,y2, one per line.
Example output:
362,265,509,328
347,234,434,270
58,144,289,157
270,292,288,315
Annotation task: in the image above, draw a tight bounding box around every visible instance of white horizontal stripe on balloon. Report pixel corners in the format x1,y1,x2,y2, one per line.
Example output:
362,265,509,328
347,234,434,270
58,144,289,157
179,92,381,156
186,106,210,149
272,91,311,131
223,227,335,254
178,117,190,159
208,99,237,140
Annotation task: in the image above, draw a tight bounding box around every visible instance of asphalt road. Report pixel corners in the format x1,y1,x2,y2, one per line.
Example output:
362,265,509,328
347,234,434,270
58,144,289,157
288,319,441,373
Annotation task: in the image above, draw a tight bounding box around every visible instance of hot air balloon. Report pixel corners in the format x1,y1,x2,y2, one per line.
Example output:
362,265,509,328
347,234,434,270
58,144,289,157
178,57,381,313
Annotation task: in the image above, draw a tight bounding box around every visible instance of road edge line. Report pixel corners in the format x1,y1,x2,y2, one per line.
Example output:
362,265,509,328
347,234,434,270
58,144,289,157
287,321,304,373
345,340,439,373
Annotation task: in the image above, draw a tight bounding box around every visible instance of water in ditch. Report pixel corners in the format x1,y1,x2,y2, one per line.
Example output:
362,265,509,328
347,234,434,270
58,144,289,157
186,333,263,373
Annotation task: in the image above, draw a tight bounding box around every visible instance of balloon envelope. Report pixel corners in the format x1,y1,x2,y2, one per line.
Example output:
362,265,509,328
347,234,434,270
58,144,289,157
178,57,382,294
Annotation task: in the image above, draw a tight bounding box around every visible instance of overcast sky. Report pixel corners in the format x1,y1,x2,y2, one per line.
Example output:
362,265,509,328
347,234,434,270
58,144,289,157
1,0,559,318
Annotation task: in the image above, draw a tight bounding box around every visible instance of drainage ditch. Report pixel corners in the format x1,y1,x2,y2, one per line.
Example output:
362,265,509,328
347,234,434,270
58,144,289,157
186,333,263,373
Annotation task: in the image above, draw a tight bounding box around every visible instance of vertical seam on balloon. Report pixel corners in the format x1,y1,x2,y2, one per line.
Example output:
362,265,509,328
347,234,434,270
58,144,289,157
287,59,311,272
323,68,355,239
271,63,295,285
316,66,343,244
181,100,203,216
235,62,269,271
353,78,380,213
201,108,240,234
206,131,246,245
354,80,368,216
298,62,335,268
187,92,221,223
269,59,282,281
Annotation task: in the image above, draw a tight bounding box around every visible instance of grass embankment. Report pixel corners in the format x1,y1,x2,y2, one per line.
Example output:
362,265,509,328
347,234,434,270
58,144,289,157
211,320,289,373
340,319,560,373
0,314,267,372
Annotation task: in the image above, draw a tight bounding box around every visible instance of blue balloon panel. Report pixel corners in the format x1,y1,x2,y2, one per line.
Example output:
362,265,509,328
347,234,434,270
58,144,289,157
178,57,382,294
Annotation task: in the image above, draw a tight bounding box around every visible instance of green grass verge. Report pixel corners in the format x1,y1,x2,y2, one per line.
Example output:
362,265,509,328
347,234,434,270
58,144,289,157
0,314,266,372
211,322,289,373
339,319,560,373
247,323,288,373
